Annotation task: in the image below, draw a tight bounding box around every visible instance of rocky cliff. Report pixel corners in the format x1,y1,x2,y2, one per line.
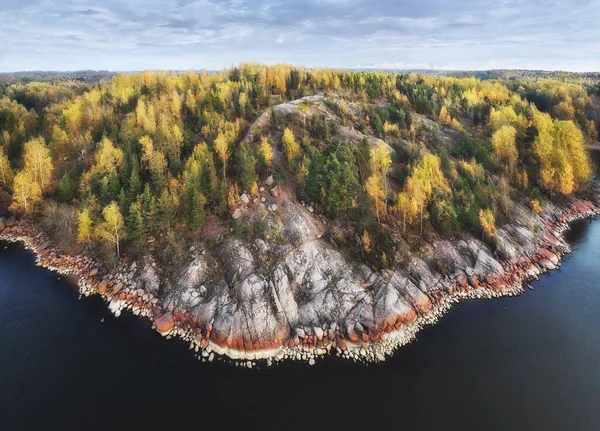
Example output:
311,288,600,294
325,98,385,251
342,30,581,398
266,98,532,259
1,185,598,367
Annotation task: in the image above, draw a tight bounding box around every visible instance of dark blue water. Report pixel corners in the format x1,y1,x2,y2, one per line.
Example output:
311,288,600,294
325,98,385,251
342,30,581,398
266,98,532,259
1,219,599,431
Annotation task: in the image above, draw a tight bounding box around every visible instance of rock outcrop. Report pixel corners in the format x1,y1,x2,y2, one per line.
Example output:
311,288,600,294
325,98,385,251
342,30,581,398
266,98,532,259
1,192,598,366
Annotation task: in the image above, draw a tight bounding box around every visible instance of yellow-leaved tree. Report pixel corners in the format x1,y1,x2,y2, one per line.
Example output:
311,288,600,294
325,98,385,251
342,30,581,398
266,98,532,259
10,171,42,214
23,137,53,191
282,128,301,167
491,125,518,176
0,146,13,188
94,137,124,175
77,208,94,245
260,136,273,173
479,208,496,239
365,174,386,222
96,202,124,257
401,152,449,236
533,110,591,194
214,132,230,183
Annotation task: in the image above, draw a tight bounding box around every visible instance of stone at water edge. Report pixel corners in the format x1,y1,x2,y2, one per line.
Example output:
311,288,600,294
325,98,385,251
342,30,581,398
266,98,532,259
155,312,175,335
97,281,108,294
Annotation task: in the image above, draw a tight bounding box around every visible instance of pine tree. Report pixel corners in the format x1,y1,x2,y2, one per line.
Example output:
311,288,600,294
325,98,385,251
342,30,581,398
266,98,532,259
305,152,325,203
140,184,158,234
237,144,258,190
56,173,76,202
126,202,145,247
185,184,206,231
127,156,142,201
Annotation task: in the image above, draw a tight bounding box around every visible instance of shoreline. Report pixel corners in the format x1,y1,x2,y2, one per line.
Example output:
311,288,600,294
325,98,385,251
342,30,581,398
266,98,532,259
0,201,598,367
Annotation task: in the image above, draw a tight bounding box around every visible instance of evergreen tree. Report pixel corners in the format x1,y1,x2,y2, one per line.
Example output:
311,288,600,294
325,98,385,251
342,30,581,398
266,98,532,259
56,173,76,202
305,152,324,203
128,156,142,201
185,184,206,231
140,184,158,234
237,144,258,191
126,202,145,247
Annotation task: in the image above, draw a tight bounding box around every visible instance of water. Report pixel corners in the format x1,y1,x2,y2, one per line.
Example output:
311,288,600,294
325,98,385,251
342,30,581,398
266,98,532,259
1,219,599,431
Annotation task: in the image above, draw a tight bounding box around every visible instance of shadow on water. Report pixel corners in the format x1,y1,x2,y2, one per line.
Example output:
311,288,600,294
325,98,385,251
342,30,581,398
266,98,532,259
0,219,599,430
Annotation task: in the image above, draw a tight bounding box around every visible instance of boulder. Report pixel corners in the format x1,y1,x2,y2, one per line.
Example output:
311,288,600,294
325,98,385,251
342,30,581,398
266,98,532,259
232,209,242,220
112,283,124,295
155,312,175,335
96,281,108,294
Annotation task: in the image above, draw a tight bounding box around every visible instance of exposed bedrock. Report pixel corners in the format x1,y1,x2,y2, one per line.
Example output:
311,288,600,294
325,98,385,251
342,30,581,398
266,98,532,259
0,194,598,363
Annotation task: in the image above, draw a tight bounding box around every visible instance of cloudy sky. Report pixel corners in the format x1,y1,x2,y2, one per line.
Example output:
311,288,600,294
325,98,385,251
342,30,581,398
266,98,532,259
1,0,599,72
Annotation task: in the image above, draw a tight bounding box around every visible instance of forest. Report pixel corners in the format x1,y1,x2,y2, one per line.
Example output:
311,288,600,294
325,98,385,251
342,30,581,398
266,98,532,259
0,64,597,270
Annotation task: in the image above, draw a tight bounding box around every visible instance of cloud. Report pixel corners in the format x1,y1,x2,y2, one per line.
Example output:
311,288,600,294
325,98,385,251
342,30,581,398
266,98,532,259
0,0,598,72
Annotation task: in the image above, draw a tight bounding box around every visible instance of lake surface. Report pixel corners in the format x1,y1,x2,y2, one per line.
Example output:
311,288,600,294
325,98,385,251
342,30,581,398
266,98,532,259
1,219,599,431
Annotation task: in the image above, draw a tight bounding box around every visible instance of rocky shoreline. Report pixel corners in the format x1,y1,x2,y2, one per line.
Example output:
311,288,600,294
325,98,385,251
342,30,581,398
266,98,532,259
0,198,598,368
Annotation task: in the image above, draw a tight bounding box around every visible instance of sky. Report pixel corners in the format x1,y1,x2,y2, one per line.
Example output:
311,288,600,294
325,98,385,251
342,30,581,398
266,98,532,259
1,0,599,72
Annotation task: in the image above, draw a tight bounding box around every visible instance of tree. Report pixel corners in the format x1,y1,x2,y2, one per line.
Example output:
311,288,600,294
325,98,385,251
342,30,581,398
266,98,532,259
530,199,542,214
126,202,145,247
94,137,123,175
491,125,518,175
56,173,76,202
237,144,258,190
355,137,371,183
396,191,411,233
140,184,158,233
23,137,53,191
157,188,177,231
77,208,93,245
282,128,301,167
259,137,273,175
185,185,206,231
214,132,230,183
401,152,449,236
365,174,386,222
533,110,591,194
96,202,124,257
479,208,496,239
370,141,392,197
0,147,13,188
127,156,142,201
305,152,325,203
10,171,42,214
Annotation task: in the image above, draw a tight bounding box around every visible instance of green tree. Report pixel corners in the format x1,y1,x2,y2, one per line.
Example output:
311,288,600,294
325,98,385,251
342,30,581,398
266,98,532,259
127,156,142,201
185,184,206,231
236,144,258,190
305,152,325,203
126,202,145,247
56,173,76,202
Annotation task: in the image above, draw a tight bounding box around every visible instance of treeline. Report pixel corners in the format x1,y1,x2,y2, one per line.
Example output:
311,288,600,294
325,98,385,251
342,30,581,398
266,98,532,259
0,64,596,268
